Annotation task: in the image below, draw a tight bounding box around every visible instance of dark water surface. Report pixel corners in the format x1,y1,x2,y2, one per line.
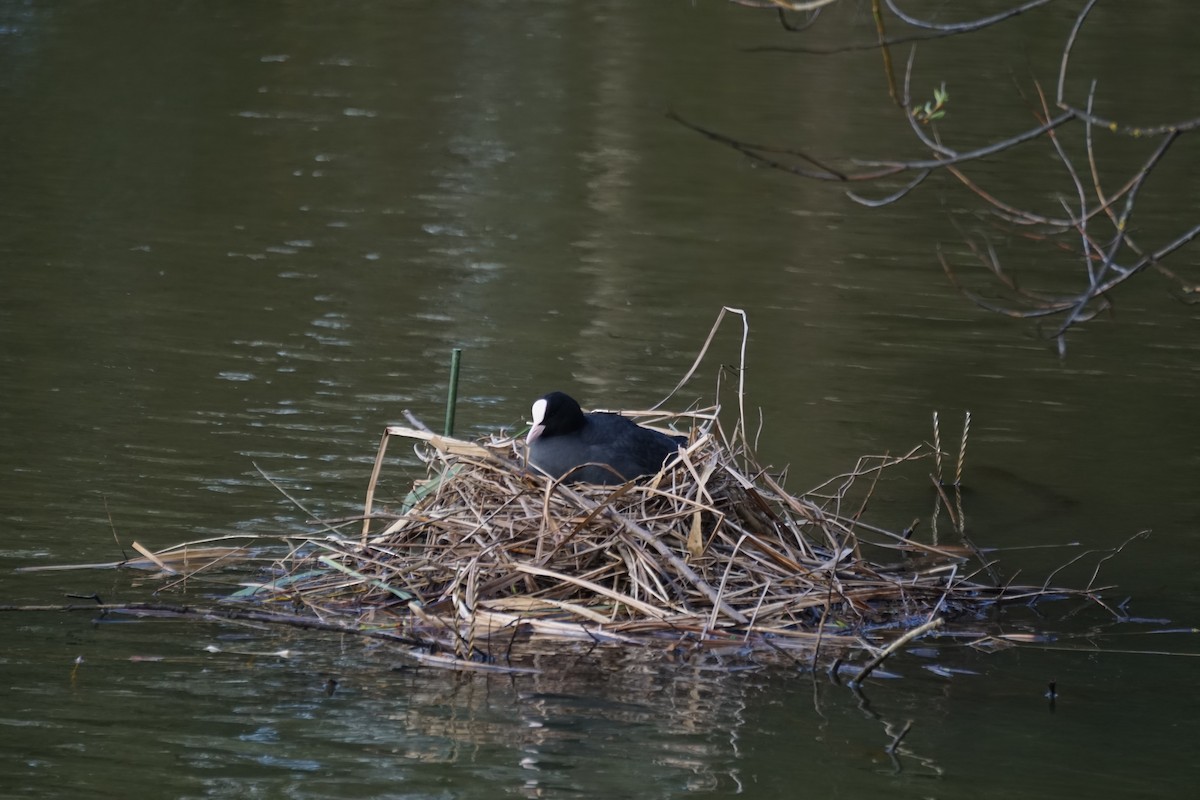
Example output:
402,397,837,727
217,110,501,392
3,2,1199,797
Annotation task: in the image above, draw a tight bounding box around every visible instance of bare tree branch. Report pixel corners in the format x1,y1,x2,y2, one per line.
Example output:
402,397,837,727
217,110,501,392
681,0,1200,346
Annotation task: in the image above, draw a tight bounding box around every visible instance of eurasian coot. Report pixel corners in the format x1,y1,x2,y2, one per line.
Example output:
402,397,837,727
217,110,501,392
526,391,686,485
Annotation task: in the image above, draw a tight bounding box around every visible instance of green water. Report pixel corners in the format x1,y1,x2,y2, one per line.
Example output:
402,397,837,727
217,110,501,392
2,2,1198,797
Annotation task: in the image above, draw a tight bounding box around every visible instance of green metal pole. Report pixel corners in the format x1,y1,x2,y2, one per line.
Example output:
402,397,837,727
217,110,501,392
444,348,462,436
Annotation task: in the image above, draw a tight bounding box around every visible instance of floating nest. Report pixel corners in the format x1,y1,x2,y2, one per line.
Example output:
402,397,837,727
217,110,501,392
6,311,1142,675
227,402,1091,673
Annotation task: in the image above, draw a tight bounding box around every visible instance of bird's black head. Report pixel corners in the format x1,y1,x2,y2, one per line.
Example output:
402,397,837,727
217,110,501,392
527,391,586,443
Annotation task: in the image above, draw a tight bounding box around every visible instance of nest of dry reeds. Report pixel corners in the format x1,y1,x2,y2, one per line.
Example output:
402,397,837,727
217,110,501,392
237,400,1079,670
10,312,1137,675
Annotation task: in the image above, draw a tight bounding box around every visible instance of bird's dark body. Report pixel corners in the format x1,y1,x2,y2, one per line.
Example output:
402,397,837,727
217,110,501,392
527,392,685,485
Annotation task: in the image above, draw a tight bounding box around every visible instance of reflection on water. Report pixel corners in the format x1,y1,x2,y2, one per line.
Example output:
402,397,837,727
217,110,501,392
8,596,1196,799
2,611,759,797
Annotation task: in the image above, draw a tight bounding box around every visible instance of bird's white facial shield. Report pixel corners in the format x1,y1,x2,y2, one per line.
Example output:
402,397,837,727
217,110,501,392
527,397,548,444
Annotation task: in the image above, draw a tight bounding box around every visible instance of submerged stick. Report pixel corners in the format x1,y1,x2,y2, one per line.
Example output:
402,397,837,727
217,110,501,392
885,720,913,755
851,617,944,686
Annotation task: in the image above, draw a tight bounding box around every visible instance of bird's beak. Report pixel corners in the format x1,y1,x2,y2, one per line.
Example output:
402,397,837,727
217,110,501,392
527,423,545,444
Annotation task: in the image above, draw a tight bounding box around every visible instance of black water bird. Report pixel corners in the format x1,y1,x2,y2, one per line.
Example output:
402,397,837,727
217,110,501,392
525,391,686,485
